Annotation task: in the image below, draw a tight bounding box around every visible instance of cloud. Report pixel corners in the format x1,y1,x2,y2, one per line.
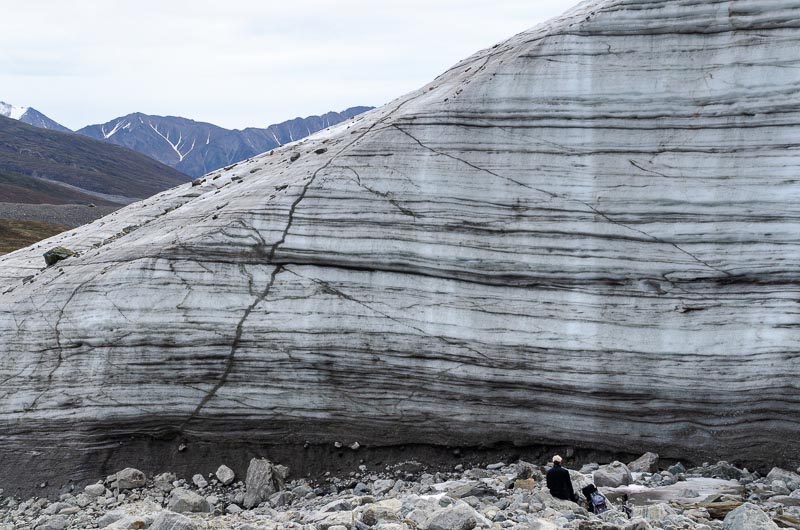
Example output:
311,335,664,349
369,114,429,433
0,0,579,130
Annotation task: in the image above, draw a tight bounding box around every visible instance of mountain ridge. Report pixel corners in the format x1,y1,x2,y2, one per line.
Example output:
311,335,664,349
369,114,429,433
77,106,373,177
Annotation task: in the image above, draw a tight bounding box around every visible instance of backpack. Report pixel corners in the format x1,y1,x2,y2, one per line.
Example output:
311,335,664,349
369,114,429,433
589,491,609,514
581,484,609,514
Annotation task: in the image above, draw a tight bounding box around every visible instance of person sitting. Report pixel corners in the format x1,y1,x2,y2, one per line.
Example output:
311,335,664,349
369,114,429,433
546,455,577,502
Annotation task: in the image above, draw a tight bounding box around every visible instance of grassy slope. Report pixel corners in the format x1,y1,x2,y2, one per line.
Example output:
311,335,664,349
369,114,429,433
0,218,70,255
0,115,190,201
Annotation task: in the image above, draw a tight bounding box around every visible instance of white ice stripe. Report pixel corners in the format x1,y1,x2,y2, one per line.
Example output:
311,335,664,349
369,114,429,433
148,121,196,162
101,119,128,139
206,132,211,145
271,131,281,146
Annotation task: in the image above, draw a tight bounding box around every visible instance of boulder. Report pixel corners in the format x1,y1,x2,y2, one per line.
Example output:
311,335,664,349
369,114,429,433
84,483,106,497
167,488,212,513
722,502,779,530
34,516,68,530
628,452,659,473
191,474,207,489
243,458,287,509
43,246,75,266
422,504,477,530
149,511,197,530
215,465,235,485
111,468,146,490
154,472,177,493
630,503,676,522
767,468,800,491
594,462,633,488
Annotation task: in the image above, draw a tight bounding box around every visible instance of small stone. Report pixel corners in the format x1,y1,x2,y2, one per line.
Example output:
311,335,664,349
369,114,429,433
215,465,235,485
226,504,243,514
628,452,659,473
513,479,536,491
192,474,208,489
168,488,212,513
486,462,505,470
350,442,361,450
334,441,343,448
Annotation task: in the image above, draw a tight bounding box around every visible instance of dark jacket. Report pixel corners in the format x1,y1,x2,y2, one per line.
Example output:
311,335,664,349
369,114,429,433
546,463,576,501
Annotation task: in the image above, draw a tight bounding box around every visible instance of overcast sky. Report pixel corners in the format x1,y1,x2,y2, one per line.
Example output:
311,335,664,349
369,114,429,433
1,0,578,131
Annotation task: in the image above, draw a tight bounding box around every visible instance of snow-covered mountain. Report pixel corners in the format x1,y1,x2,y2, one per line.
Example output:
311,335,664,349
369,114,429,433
79,107,373,177
0,100,71,132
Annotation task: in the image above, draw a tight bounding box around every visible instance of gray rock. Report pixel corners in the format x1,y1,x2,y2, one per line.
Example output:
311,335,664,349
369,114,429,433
243,458,287,509
767,468,800,491
111,468,146,490
97,511,125,528
84,483,106,497
167,488,212,513
723,502,779,530
43,247,75,266
628,452,659,473
191,474,208,489
154,472,177,493
594,461,633,488
149,511,197,530
630,503,676,522
372,479,395,496
269,490,293,507
423,504,477,530
35,516,68,530
668,463,686,476
447,481,494,499
769,495,800,507
215,465,235,485
105,515,150,530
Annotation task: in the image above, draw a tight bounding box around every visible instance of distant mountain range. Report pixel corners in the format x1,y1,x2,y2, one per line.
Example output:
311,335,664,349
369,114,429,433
0,101,71,132
1,100,373,177
78,107,372,177
0,114,189,205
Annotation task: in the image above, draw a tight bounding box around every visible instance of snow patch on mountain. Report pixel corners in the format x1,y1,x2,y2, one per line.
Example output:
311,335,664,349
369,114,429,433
0,101,29,120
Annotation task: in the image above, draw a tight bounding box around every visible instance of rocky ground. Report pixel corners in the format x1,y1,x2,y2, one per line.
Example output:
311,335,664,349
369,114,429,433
2,453,799,530
0,203,119,229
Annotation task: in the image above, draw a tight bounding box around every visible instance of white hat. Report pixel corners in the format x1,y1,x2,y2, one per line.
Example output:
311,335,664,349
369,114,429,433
552,455,563,463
